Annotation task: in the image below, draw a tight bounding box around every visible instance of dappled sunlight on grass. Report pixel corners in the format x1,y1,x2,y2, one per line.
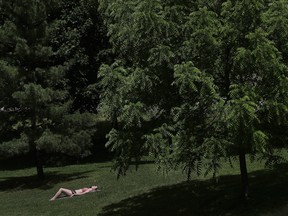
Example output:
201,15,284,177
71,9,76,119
0,160,288,215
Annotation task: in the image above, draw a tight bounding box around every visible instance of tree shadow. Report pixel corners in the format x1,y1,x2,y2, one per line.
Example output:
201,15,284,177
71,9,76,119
0,170,94,191
99,163,288,216
130,160,155,165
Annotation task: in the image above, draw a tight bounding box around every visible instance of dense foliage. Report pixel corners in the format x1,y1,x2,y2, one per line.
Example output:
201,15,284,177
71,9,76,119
0,0,287,199
0,0,109,178
98,0,288,198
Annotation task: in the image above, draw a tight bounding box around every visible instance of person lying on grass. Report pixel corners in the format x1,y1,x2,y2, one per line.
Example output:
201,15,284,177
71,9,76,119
50,186,98,201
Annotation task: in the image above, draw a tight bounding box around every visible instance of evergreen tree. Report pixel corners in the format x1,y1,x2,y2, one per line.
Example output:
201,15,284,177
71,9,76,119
0,0,96,179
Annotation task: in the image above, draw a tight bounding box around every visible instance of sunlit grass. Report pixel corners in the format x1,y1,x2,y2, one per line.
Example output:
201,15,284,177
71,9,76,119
0,152,287,216
0,162,186,216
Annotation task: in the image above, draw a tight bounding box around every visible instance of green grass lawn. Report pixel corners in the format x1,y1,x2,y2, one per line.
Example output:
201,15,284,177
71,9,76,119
1,156,288,216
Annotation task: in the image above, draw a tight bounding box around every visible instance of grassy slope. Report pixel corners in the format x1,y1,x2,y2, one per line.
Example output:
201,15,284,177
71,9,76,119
0,161,187,216
0,156,288,216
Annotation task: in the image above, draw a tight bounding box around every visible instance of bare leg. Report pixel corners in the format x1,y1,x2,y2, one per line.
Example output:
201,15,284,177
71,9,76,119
50,188,73,201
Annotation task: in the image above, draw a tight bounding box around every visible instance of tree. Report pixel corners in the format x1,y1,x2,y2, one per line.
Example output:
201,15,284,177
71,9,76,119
219,0,288,199
98,0,224,178
98,0,288,199
0,0,96,179
49,0,112,113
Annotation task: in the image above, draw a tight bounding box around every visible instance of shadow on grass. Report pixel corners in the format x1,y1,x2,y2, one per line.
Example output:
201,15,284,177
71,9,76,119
131,160,155,165
99,163,288,216
0,170,94,191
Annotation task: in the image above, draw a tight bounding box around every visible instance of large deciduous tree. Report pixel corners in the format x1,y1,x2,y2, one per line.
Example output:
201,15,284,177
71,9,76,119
219,0,288,198
98,0,288,199
98,0,224,177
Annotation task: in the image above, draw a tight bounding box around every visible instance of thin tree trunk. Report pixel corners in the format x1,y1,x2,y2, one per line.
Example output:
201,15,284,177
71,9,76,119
224,46,231,102
29,138,44,180
35,148,44,180
112,110,118,130
30,110,44,180
239,150,249,200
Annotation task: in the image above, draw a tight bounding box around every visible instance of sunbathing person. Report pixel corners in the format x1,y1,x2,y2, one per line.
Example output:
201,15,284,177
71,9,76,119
50,186,98,201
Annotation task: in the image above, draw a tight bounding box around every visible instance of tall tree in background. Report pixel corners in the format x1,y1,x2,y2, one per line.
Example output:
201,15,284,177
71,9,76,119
48,0,113,160
0,0,96,179
49,0,111,113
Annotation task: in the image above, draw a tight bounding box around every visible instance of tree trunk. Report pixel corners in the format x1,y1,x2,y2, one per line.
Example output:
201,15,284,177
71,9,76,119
239,150,249,200
112,110,119,130
30,111,44,180
223,46,231,102
35,148,44,180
